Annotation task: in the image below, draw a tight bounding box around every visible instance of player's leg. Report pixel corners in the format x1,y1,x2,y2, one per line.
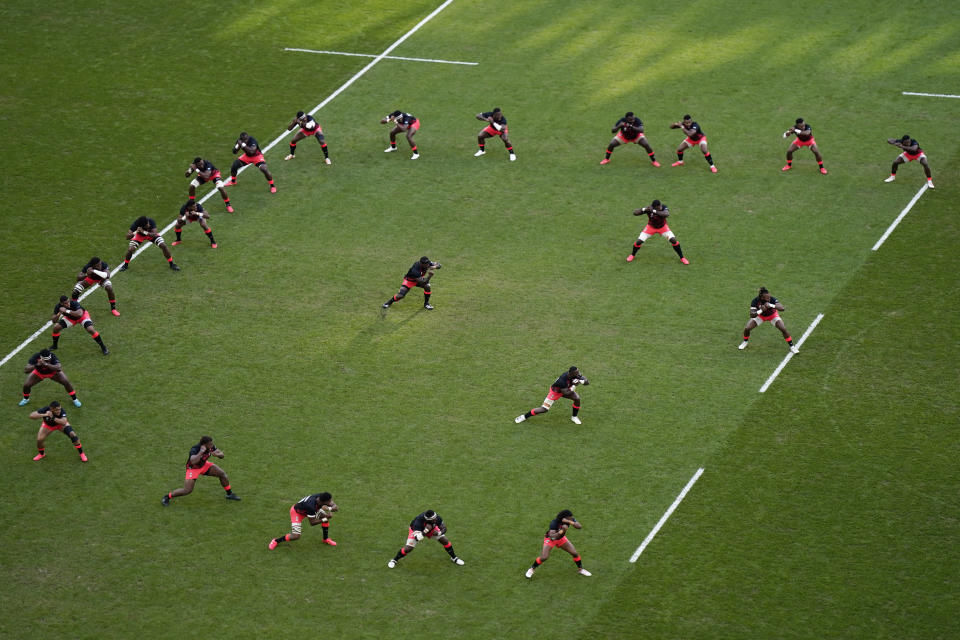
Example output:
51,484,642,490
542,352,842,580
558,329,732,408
172,220,184,245
315,132,331,163
810,143,826,173
783,141,799,170
627,231,651,262
269,506,303,549
564,390,582,424
637,136,659,166
516,392,556,422
406,128,419,159
388,531,418,567
120,239,139,270
560,539,590,575
775,318,797,352
229,158,244,182
198,218,217,247
52,372,80,406
216,185,233,212
601,137,621,164
420,283,433,310
34,425,53,460
436,534,463,564
166,478,197,501
673,139,690,166
385,125,401,152
739,318,760,349
501,132,516,161
316,513,336,545
62,424,87,461
21,372,41,405
526,540,553,577
700,140,716,171
920,156,934,186
665,231,688,264
82,320,108,355
886,156,904,182
256,161,276,192
207,464,240,500
475,129,492,156
285,130,306,159
49,321,66,350
383,285,411,308
102,282,119,315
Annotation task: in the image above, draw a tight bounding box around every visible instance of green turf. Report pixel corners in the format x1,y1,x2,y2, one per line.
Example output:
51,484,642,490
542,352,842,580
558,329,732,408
1,1,958,638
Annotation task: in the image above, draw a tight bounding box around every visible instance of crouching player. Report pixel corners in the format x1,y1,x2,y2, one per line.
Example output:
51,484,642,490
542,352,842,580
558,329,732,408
515,366,589,425
172,201,217,248
119,216,180,271
29,401,87,462
387,510,464,568
72,257,119,316
525,509,590,578
738,286,799,353
269,492,339,549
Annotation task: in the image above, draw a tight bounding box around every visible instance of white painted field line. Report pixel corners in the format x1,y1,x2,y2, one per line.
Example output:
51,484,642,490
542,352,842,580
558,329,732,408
630,468,704,563
0,0,457,371
284,47,477,66
872,183,929,251
758,313,825,393
902,91,960,99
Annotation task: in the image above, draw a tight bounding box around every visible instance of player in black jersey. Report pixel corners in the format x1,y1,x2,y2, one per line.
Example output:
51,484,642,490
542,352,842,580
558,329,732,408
268,492,339,549
284,111,332,164
172,201,217,248
50,296,109,355
601,112,659,166
20,350,81,407
185,157,233,212
739,287,798,353
670,115,716,172
525,510,590,578
29,401,87,462
227,132,276,193
382,256,441,310
162,436,240,505
782,118,827,174
387,510,464,568
119,216,180,271
884,135,934,188
72,257,119,316
515,366,589,425
626,200,689,264
380,110,420,159
474,108,516,161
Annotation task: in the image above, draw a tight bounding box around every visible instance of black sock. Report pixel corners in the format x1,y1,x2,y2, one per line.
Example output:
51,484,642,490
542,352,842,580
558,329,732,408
321,143,329,158
671,242,684,258
206,229,216,244
175,230,182,240
288,142,296,156
704,153,714,166
444,544,457,558
631,241,643,256
274,536,285,544
424,291,432,306
393,549,406,561
94,335,105,348
572,404,580,417
605,147,613,159
677,151,684,161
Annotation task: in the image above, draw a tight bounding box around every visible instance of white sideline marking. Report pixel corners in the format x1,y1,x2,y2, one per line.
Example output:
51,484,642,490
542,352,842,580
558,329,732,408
0,0,457,371
902,91,960,99
871,184,929,251
758,313,825,393
284,47,477,66
630,468,704,563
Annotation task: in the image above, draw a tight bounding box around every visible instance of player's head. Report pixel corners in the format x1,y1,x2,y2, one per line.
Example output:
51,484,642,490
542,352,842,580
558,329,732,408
193,156,203,166
568,366,580,377
423,510,438,522
133,215,151,229
86,256,102,268
318,491,333,504
296,110,305,118
758,286,770,301
556,509,574,521
184,201,198,212
59,295,69,303
651,199,662,209
239,132,249,142
39,349,53,361
420,256,431,266
49,400,61,409
795,118,804,125
901,134,911,143
199,435,214,447
625,111,635,119
682,114,692,123
389,110,402,118
492,107,502,114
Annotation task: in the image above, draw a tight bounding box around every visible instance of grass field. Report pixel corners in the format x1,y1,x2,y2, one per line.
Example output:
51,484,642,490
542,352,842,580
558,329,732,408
1,1,959,638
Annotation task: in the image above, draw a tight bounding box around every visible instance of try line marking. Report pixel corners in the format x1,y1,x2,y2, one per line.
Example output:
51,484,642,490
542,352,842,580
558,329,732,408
902,91,960,99
284,47,477,66
630,467,704,563
872,183,929,251
0,0,457,371
758,313,825,393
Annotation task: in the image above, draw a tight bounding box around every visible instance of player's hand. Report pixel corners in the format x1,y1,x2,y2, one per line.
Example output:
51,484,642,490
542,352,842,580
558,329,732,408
414,531,424,541
632,208,644,216
670,122,680,129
